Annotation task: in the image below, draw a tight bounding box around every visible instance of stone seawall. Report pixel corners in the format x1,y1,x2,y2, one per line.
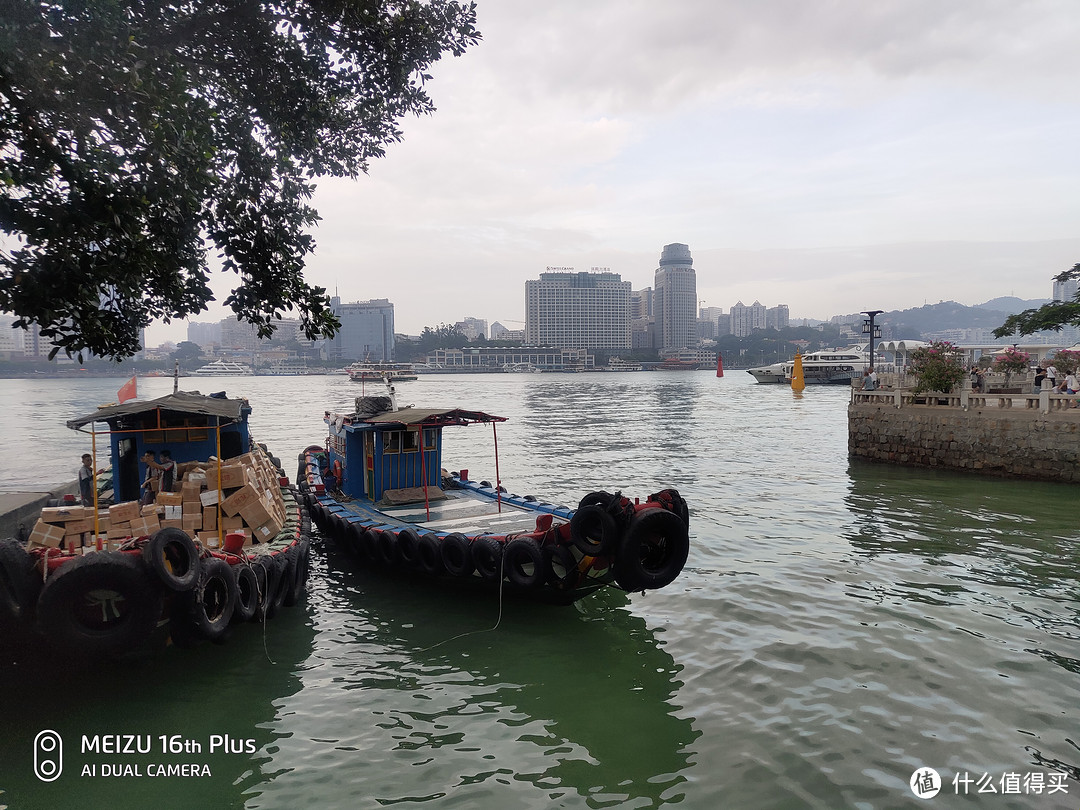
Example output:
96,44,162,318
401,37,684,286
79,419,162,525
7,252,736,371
848,402,1080,482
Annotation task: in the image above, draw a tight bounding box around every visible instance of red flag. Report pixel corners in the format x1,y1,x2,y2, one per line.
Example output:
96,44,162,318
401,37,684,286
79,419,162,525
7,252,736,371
117,375,137,403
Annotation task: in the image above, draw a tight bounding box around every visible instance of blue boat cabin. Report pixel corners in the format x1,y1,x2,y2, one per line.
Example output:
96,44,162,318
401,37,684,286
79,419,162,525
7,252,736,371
323,404,504,503
67,392,252,503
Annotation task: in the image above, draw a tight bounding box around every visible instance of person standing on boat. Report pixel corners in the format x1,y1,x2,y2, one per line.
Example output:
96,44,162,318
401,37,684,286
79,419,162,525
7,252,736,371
79,453,95,506
140,449,176,504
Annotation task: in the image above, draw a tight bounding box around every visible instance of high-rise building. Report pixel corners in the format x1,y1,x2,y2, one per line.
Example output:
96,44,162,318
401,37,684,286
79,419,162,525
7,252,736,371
730,300,767,337
525,268,631,349
1053,278,1078,302
654,244,697,351
327,297,395,362
187,321,222,348
766,304,790,331
456,317,488,341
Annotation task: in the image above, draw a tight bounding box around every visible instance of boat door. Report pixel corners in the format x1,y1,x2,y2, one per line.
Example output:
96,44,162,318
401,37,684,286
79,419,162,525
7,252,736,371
364,432,375,499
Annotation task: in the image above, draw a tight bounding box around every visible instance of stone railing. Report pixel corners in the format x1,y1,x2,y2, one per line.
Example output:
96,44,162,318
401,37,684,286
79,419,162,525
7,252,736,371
851,386,1079,414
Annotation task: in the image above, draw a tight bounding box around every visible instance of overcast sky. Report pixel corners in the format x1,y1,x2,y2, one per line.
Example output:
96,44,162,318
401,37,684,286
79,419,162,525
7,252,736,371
151,0,1080,344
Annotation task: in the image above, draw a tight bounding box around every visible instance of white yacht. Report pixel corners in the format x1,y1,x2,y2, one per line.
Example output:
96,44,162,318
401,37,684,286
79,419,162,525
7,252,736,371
193,360,254,376
747,347,871,385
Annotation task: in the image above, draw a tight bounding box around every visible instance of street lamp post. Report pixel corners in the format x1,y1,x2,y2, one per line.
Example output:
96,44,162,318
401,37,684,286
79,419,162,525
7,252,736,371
862,310,883,372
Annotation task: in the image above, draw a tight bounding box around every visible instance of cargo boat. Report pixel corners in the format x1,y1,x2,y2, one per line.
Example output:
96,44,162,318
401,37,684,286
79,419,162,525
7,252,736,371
297,389,690,605
0,391,309,658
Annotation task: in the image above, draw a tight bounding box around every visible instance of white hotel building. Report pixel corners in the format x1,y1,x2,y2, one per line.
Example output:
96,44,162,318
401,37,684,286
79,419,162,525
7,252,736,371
525,269,632,350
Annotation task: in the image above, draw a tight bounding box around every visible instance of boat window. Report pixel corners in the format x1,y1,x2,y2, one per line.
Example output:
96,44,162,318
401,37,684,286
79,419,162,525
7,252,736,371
381,432,401,454
423,428,437,451
402,429,420,453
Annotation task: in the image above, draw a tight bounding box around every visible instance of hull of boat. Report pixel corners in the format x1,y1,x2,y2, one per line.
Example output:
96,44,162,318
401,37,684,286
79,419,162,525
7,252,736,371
296,452,691,605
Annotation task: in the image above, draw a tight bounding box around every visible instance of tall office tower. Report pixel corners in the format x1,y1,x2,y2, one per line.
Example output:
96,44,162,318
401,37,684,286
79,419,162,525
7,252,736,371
327,297,395,362
699,306,724,340
525,268,631,349
654,243,697,351
218,317,258,350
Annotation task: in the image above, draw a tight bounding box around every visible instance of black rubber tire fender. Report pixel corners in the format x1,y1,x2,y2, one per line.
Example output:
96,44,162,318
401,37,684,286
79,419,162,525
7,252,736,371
188,557,237,642
36,552,162,656
471,537,503,582
327,512,349,544
141,528,201,592
231,563,259,624
397,528,422,568
569,505,618,557
284,540,309,607
440,533,474,577
375,529,401,567
0,538,42,623
504,538,545,588
543,543,578,587
614,508,690,591
251,555,282,621
343,521,366,561
417,533,445,576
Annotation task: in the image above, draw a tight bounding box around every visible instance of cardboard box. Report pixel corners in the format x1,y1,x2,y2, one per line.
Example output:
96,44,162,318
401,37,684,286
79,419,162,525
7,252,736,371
202,507,218,531
249,516,284,544
28,519,65,548
164,505,183,520
141,504,162,517
64,534,83,551
181,481,203,499
199,489,220,507
161,519,184,530
182,500,202,516
40,505,89,524
197,531,221,550
218,464,247,489
239,498,273,529
64,518,94,536
107,528,130,541
221,483,260,517
221,515,244,532
108,501,140,524
182,514,202,532
156,491,183,506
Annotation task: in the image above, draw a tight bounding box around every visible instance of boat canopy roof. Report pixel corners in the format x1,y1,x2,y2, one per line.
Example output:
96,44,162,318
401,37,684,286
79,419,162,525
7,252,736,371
333,406,507,430
67,391,250,430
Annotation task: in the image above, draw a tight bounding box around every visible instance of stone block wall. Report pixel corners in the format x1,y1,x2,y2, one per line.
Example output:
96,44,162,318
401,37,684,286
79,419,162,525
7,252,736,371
848,402,1080,482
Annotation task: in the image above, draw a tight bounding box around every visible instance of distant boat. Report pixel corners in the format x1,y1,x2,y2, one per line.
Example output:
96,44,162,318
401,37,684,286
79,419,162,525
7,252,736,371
193,360,254,376
345,362,418,382
604,358,643,372
256,359,319,376
657,359,700,371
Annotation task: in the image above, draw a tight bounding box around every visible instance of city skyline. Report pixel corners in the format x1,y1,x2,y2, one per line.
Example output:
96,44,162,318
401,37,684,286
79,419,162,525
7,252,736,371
131,1,1076,345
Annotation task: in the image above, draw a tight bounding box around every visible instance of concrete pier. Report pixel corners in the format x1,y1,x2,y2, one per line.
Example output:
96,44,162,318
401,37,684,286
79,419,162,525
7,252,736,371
0,480,80,541
849,390,1080,482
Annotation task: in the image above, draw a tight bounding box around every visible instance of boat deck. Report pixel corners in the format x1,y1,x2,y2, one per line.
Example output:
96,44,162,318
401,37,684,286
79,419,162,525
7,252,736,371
326,488,566,537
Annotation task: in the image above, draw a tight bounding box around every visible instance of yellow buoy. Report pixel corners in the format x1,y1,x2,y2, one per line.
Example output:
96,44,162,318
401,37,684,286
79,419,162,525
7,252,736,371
791,350,806,391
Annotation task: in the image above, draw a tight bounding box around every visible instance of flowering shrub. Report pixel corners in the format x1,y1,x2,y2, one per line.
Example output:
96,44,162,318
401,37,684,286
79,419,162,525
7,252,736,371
993,347,1031,375
909,341,965,394
1048,350,1080,376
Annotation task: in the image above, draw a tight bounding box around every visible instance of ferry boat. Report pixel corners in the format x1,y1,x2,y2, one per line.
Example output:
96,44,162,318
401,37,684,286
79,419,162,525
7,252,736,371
747,347,871,385
193,360,254,376
345,362,418,382
604,358,643,372
297,389,691,605
0,391,309,658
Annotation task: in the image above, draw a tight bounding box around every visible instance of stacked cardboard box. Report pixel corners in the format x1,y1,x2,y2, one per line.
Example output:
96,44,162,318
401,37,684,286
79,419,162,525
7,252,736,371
26,446,288,552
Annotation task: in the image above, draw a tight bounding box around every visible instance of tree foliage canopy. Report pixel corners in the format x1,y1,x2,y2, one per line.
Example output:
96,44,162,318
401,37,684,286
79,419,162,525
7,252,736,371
0,0,479,360
993,264,1080,339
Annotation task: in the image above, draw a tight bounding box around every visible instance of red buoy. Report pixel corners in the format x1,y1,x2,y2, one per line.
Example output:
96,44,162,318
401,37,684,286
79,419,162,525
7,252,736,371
716,353,724,378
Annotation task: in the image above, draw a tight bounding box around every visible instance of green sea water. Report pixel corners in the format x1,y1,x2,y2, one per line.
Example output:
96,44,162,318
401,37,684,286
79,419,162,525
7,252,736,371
1,373,1077,809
